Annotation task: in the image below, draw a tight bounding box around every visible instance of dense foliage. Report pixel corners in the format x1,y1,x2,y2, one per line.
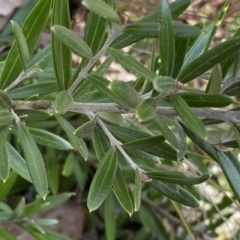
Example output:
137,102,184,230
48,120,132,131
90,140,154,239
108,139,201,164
0,0,240,239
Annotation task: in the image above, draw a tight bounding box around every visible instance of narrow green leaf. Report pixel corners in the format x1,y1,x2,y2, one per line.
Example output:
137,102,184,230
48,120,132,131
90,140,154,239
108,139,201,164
129,150,160,164
113,168,134,216
87,147,118,212
0,228,18,240
34,219,58,226
206,64,222,94
7,143,31,182
108,80,142,109
107,124,177,160
0,90,12,108
54,114,88,160
155,117,179,150
88,74,135,107
62,153,74,177
74,116,97,138
11,21,29,72
98,112,124,126
175,122,187,160
111,0,191,49
54,90,73,114
0,144,10,182
82,0,120,24
122,135,165,150
179,37,240,83
147,171,209,185
170,93,206,138
0,125,10,152
173,38,189,78
108,48,155,81
92,124,111,161
25,193,72,215
0,171,17,201
51,25,93,59
29,44,52,69
204,0,230,51
150,180,199,207
17,125,48,199
153,76,176,93
134,169,141,212
159,0,174,76
52,0,71,90
84,11,107,55
104,192,116,240
124,22,201,39
8,81,58,99
135,98,157,121
173,92,233,107
92,126,133,214
73,160,85,189
182,124,240,201
223,81,240,96
28,127,72,151
0,0,52,89
47,149,59,194
14,110,52,122
0,109,13,126
96,56,114,76
181,24,213,71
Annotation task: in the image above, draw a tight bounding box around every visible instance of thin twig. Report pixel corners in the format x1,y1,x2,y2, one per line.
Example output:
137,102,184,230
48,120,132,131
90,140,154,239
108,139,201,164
96,116,144,172
4,68,40,92
68,25,125,94
12,101,240,124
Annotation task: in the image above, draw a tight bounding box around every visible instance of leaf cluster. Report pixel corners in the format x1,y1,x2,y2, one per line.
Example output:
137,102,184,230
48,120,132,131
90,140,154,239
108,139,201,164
0,0,240,239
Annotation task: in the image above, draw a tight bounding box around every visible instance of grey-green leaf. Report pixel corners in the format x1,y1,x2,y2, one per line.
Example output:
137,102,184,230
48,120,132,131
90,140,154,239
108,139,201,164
159,0,175,76
0,144,10,182
87,147,118,212
108,48,155,81
74,116,97,138
0,0,52,89
0,90,12,108
54,114,88,160
135,98,157,121
7,143,32,183
0,125,10,153
104,193,116,240
108,80,142,109
124,22,201,39
54,90,73,114
51,25,93,58
147,171,210,185
150,180,199,207
28,127,72,151
182,124,240,201
155,117,179,150
17,125,48,199
52,0,71,90
179,37,240,83
0,109,13,127
134,169,141,212
170,93,206,138
82,0,120,24
11,21,29,72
